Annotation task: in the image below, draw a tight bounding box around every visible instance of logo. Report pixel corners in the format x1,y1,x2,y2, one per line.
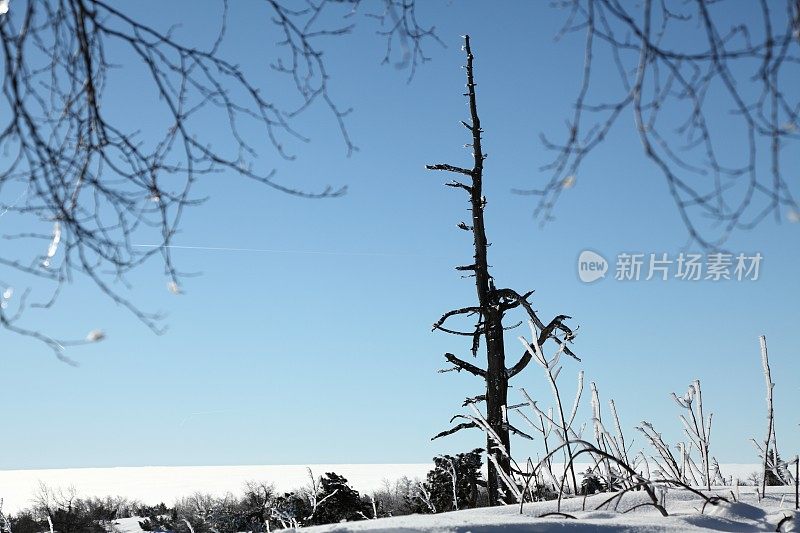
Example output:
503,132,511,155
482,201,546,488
578,250,608,283
576,250,762,283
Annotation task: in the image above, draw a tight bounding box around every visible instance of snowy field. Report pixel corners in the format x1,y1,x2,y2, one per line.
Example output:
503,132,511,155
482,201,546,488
303,488,800,532
101,487,800,532
0,463,432,514
3,462,792,532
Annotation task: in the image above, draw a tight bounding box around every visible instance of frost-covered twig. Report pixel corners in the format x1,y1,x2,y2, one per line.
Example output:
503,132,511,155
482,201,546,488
760,334,775,495
445,457,459,511
637,422,682,481
609,399,630,468
517,324,580,494
463,404,529,503
536,439,668,517
302,468,340,522
590,395,637,491
415,481,436,514
670,379,713,489
590,382,612,489
0,499,12,533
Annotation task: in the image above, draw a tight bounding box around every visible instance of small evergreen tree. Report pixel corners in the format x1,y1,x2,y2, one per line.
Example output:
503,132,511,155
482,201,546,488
580,468,604,495
414,449,485,513
136,502,175,531
307,473,369,525
764,450,787,486
8,511,40,533
48,501,104,533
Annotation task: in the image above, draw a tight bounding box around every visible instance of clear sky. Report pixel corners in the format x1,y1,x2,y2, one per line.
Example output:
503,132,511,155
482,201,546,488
1,1,798,470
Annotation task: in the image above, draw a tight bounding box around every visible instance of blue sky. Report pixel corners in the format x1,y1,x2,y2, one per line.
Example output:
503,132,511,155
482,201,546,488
0,1,798,470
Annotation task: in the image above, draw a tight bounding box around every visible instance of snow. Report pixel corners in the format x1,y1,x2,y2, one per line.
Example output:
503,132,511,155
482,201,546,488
2,463,794,531
96,493,800,533
0,463,431,514
42,493,800,533
307,488,799,532
109,517,149,533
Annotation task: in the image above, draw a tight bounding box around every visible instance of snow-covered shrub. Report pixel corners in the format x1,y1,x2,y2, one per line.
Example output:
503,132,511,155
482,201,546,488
28,484,105,533
451,324,795,517
410,449,485,513
370,476,420,517
268,490,310,529
303,472,370,525
172,491,272,532
636,379,721,489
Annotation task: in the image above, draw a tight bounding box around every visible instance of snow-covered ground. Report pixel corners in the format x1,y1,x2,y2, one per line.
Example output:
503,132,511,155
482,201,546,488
3,463,792,531
103,488,800,532
304,488,799,532
0,463,432,514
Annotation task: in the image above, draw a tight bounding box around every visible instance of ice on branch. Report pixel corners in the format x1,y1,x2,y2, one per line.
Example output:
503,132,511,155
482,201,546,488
86,330,106,342
42,221,62,268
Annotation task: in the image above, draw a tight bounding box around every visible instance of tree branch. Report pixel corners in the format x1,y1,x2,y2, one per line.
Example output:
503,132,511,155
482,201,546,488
426,163,473,176
443,352,486,377
431,421,479,441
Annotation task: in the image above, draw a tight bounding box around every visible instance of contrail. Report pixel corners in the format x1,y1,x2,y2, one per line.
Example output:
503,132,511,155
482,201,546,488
0,184,31,219
133,244,441,259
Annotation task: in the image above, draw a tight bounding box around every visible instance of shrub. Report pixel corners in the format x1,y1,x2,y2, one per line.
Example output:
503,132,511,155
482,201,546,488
306,473,369,525
412,449,485,513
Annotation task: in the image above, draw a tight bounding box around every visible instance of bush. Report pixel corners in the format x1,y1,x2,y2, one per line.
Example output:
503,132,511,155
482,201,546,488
306,472,370,525
371,476,419,517
580,468,604,495
412,449,486,513
7,511,40,533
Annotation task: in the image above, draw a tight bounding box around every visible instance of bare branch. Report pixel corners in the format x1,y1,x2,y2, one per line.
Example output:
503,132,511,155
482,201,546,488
0,0,439,359
443,352,486,378
522,0,800,247
426,164,474,176
431,421,479,441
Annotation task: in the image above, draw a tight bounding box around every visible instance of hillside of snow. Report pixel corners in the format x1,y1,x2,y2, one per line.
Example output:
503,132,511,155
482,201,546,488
100,488,799,532
304,488,799,532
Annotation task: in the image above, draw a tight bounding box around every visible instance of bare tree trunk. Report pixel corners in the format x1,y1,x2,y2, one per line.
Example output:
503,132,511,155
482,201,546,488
459,36,511,505
425,36,509,504
428,35,577,507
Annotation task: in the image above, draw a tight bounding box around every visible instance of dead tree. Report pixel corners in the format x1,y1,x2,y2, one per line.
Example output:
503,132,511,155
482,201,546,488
427,35,578,506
